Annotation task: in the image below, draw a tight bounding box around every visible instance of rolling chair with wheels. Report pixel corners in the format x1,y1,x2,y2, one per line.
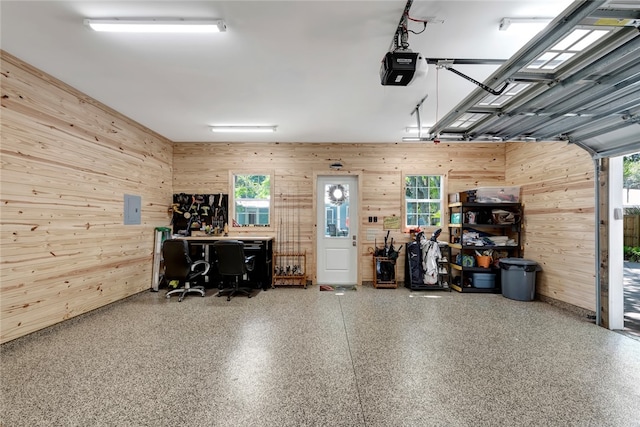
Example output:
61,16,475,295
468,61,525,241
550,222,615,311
163,239,210,302
212,240,256,301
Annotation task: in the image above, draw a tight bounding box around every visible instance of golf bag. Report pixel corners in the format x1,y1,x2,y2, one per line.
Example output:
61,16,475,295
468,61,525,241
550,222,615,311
406,241,423,286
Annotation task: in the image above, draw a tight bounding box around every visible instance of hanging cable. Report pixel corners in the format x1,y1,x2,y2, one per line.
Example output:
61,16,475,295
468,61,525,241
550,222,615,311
387,0,414,52
407,23,427,35
405,14,428,35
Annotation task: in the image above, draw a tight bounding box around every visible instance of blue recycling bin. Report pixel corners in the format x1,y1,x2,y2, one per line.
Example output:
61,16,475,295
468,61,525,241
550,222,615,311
499,258,540,301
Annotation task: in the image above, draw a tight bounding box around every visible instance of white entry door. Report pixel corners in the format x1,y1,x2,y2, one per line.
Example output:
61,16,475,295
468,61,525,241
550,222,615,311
316,176,358,285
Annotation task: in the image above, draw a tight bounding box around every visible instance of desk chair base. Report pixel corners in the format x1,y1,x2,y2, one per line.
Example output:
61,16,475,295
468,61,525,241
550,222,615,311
215,287,252,301
215,276,253,301
166,284,205,302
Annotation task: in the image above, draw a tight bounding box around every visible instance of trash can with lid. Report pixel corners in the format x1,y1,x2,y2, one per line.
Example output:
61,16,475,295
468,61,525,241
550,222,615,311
499,258,540,301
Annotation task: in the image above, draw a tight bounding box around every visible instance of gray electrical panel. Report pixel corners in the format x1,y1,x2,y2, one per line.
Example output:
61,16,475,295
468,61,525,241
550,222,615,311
124,194,141,225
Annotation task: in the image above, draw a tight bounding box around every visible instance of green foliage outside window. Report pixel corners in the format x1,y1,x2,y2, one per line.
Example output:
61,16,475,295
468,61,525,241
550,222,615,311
624,246,640,262
405,175,442,227
234,174,271,199
233,174,271,226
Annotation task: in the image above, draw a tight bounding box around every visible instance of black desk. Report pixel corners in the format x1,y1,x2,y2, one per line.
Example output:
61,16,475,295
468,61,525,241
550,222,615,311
181,236,274,290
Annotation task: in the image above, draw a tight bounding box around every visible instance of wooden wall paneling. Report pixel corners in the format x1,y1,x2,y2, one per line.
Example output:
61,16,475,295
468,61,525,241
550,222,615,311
3,50,601,341
1,51,173,343
173,142,509,286
505,142,595,311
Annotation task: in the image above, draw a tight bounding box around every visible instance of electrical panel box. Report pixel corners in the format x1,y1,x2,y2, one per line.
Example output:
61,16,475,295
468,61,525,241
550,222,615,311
124,194,141,225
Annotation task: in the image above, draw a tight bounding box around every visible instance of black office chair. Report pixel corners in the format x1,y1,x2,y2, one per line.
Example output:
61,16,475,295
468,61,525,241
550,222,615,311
163,239,210,302
212,240,256,301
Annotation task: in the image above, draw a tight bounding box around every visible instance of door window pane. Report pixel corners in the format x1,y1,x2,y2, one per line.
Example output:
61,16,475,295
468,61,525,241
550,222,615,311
325,183,349,237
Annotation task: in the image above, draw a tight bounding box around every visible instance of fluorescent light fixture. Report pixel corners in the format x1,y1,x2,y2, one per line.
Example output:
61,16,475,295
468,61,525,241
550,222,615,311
405,126,431,133
402,137,432,142
84,19,226,33
210,125,277,133
499,17,552,32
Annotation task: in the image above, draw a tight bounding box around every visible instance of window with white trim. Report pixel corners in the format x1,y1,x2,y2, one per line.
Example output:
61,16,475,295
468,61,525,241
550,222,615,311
231,173,271,227
405,175,442,228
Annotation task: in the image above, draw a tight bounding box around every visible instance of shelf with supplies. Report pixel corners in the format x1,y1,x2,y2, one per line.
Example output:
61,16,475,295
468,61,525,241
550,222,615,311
448,201,522,293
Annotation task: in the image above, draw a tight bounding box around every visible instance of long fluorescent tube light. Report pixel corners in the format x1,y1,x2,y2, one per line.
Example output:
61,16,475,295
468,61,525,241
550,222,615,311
499,18,552,32
402,137,432,142
405,127,431,133
210,126,277,133
84,19,226,33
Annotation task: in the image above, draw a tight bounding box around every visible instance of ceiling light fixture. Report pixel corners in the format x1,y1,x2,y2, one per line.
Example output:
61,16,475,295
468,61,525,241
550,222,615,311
402,137,433,142
84,19,227,33
405,126,431,133
499,17,552,32
210,125,277,133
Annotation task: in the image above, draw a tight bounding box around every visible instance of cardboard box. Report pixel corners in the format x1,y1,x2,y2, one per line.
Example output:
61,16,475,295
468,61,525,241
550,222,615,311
449,191,476,203
449,192,466,203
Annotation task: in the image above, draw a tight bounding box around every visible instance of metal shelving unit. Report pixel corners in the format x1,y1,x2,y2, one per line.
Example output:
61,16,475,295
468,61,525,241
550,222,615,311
448,202,522,293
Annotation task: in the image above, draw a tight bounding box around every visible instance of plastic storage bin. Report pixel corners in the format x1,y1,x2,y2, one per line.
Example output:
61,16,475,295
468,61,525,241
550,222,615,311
475,186,520,203
499,258,540,301
472,273,495,288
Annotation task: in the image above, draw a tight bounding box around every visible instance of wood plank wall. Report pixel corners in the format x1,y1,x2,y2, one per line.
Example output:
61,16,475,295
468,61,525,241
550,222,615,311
176,141,596,312
0,50,598,342
505,142,595,311
0,51,173,343
173,142,508,286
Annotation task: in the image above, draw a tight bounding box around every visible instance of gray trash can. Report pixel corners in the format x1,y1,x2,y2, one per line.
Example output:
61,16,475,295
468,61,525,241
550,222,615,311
499,258,540,301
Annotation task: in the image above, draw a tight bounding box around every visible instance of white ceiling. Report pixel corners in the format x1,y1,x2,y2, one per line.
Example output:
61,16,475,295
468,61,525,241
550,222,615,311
1,0,580,144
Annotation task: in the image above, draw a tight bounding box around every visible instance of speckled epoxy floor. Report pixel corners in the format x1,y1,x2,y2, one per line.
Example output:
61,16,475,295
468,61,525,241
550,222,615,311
2,286,640,427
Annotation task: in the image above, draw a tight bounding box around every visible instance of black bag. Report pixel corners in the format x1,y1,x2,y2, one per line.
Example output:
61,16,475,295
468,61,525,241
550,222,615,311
406,241,422,286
